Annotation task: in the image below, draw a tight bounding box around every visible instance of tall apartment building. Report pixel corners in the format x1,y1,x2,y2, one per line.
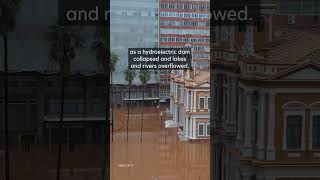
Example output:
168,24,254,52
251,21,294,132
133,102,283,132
159,0,210,102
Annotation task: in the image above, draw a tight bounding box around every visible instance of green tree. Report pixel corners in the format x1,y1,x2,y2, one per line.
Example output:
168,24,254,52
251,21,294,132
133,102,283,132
91,26,108,75
0,1,21,179
92,26,119,142
46,24,84,180
139,69,150,142
124,68,136,141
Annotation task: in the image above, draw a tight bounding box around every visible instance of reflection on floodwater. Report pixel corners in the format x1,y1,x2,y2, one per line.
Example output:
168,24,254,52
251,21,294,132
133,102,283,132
111,106,210,180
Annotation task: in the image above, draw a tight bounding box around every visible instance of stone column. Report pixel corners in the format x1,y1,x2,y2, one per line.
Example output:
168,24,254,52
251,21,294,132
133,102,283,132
193,90,196,112
211,76,218,128
189,117,192,137
190,91,193,111
170,96,173,112
186,90,189,111
267,92,276,160
257,90,266,160
226,78,231,125
216,75,223,127
211,143,217,180
236,88,243,142
242,90,253,157
229,77,237,128
192,118,196,138
221,147,226,180
244,90,253,147
185,116,189,136
223,87,227,123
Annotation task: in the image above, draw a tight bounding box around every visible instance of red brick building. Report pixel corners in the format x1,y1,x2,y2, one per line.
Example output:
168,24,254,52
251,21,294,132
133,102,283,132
159,0,210,101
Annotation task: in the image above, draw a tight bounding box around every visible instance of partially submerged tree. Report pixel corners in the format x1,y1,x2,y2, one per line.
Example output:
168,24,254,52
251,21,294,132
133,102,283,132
92,26,119,142
124,68,136,141
47,24,84,180
0,1,21,180
139,69,150,142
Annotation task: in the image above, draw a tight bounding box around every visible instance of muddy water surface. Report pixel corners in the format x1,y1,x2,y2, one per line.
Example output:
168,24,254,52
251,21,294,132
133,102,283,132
111,106,210,180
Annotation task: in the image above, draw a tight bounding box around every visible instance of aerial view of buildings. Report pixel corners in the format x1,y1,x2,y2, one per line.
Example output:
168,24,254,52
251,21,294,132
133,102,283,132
1,0,320,180
0,0,210,179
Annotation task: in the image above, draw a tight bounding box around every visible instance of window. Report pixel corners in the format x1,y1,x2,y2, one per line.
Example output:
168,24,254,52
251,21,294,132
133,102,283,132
278,0,301,14
312,115,320,149
159,11,210,19
255,17,264,32
206,123,210,136
282,102,307,150
160,28,210,35
198,123,205,136
197,122,210,136
288,15,296,24
48,101,84,115
93,99,106,115
208,97,211,110
286,115,303,149
199,97,205,109
238,21,247,32
278,0,320,15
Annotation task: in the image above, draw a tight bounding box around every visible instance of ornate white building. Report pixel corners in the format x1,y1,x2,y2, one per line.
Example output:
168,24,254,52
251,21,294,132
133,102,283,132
170,70,210,141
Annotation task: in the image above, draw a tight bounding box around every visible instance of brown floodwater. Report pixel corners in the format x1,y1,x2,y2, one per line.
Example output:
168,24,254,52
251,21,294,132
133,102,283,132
0,106,209,180
111,106,210,180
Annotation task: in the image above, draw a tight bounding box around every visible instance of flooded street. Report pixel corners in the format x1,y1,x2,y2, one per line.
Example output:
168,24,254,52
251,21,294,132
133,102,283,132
111,106,210,180
1,106,209,180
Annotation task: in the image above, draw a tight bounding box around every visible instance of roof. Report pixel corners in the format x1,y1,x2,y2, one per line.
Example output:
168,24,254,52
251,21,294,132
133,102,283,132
297,48,320,64
258,28,320,65
172,70,210,88
267,61,320,80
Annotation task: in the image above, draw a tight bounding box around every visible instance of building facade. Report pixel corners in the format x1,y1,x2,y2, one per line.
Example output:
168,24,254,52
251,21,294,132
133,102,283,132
111,0,159,85
170,70,210,141
159,0,210,101
210,4,320,180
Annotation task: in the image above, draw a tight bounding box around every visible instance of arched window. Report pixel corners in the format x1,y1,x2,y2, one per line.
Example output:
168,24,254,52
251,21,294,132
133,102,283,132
310,102,320,109
255,16,265,32
309,102,320,149
282,101,307,150
282,101,308,110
